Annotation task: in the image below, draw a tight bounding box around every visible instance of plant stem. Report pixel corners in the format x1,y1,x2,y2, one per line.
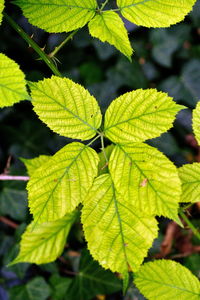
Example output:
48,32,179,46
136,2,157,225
3,12,62,77
101,0,110,10
179,209,200,241
0,175,30,181
48,29,79,58
100,134,108,163
87,134,101,147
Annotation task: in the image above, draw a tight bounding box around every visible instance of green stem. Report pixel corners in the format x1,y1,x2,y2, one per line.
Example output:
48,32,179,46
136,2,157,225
48,29,79,58
179,209,200,241
86,134,101,147
101,0,110,10
3,12,62,77
100,134,108,163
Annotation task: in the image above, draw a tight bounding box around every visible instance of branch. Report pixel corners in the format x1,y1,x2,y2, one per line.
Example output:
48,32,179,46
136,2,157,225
48,29,79,58
0,175,29,181
0,216,19,229
179,209,200,241
3,12,62,77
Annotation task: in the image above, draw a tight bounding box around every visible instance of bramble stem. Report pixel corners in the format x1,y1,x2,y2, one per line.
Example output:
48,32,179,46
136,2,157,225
3,12,62,77
179,209,200,241
0,175,30,181
100,134,108,163
48,29,79,58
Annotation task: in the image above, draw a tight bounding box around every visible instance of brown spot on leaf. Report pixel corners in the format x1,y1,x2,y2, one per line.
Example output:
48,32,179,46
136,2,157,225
140,178,148,187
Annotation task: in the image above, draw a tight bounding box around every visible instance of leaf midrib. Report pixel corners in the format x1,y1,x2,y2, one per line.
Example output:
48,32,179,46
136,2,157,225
137,276,200,296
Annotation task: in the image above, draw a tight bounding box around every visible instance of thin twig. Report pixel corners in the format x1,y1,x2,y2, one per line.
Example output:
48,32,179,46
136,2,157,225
0,216,19,229
0,175,29,181
48,29,79,58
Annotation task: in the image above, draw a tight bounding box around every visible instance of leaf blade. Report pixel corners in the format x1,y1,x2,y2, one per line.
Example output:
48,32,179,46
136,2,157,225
30,76,102,140
82,174,158,274
179,163,200,203
0,53,29,107
14,0,97,33
11,211,77,265
88,11,133,60
104,89,183,144
134,260,200,300
28,142,99,223
117,0,196,28
109,143,182,222
193,101,200,145
0,0,4,24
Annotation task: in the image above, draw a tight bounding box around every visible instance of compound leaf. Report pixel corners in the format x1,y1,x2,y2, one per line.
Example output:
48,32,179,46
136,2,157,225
11,211,77,265
193,101,200,145
88,11,133,60
109,144,182,223
134,260,200,300
0,0,4,24
66,249,122,300
117,0,196,28
30,76,102,140
0,53,29,108
21,155,50,177
179,163,200,203
104,89,183,144
28,142,99,223
82,174,158,275
14,0,97,33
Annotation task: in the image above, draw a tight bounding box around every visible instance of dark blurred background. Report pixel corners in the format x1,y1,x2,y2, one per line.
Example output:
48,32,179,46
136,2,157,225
0,0,200,299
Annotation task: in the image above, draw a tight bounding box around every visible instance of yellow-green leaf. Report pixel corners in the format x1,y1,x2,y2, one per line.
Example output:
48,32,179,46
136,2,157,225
193,101,200,145
0,53,29,108
117,0,196,28
179,163,200,203
0,0,4,24
21,155,50,177
14,0,97,33
82,174,158,274
28,142,99,224
11,211,78,265
134,260,200,300
104,89,183,144
109,143,182,223
88,11,133,60
30,76,102,141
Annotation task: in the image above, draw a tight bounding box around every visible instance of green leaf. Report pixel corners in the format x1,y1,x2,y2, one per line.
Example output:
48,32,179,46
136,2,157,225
193,101,200,144
104,89,183,144
11,211,77,265
179,163,200,203
0,53,29,108
109,144,182,222
30,76,102,140
50,275,72,300
134,260,200,300
88,11,133,60
28,142,99,223
21,155,50,176
0,188,28,222
9,277,51,300
66,249,122,300
14,0,97,33
117,0,196,28
0,0,4,24
82,174,158,274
